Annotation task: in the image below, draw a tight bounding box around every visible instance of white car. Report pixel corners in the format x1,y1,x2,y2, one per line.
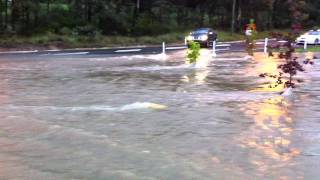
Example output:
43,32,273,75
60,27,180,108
296,30,320,45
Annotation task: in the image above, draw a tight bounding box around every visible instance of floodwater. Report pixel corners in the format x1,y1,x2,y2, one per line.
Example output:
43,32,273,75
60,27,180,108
0,50,319,180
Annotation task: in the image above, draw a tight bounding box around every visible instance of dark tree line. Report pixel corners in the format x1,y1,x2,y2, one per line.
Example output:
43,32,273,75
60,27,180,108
0,0,318,36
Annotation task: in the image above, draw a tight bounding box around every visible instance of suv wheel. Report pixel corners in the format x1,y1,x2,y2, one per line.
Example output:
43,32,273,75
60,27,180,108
206,41,210,48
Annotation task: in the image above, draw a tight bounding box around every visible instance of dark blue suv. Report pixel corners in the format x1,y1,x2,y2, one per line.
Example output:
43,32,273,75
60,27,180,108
186,28,217,48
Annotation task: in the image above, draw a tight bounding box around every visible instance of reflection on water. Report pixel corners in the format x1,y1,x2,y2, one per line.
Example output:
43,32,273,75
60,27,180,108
181,69,210,85
250,53,284,92
238,95,302,178
181,49,211,85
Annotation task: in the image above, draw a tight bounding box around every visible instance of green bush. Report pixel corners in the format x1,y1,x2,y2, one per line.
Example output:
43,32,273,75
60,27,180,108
187,41,200,64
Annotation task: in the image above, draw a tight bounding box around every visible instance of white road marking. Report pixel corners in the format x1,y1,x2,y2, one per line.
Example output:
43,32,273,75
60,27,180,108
255,42,265,45
278,40,288,43
52,52,89,56
0,50,38,54
115,49,142,53
219,40,244,43
46,49,60,52
216,44,231,47
166,46,186,50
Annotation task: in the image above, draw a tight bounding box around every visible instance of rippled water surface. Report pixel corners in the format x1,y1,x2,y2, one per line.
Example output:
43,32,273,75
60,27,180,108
0,51,320,180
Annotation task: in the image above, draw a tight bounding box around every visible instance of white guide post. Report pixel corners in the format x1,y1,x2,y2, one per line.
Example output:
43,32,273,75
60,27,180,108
304,41,307,50
212,40,217,57
264,38,268,54
162,42,166,55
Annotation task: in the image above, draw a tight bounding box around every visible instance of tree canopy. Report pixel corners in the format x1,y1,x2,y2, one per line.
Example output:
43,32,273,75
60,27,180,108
0,0,318,36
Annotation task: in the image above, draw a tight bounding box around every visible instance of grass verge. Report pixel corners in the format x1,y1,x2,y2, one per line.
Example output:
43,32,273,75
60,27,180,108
296,45,320,52
0,29,301,51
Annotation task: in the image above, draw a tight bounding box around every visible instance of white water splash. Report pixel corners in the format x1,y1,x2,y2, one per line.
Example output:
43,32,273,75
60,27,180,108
212,57,250,61
89,54,168,62
244,55,254,60
4,102,168,112
120,102,167,111
187,49,213,69
281,87,293,96
116,64,192,71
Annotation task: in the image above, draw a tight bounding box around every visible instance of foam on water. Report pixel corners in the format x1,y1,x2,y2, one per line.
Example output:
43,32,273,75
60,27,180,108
281,87,293,96
3,102,168,112
89,54,167,62
191,91,280,103
119,102,167,111
115,64,192,72
212,57,251,61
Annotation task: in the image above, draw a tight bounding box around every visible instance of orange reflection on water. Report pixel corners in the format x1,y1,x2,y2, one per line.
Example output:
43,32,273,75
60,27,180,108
239,95,300,171
304,52,314,60
249,53,285,92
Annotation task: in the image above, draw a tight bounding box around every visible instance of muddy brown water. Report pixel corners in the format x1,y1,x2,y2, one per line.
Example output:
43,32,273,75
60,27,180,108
0,51,319,179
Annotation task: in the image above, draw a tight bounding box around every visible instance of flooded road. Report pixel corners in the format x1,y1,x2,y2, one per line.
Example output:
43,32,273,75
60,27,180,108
0,51,319,179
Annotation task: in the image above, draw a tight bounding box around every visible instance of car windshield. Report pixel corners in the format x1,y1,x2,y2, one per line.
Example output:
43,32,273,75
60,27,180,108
192,29,209,34
308,31,320,35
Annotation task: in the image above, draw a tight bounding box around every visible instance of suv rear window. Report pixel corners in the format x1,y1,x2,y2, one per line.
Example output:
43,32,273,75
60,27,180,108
308,31,320,35
193,29,209,34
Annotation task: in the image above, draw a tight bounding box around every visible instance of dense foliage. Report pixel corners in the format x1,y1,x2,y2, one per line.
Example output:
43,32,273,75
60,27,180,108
0,0,318,36
187,41,200,64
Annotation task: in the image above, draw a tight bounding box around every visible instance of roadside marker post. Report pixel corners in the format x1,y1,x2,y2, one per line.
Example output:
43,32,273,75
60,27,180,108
162,42,166,55
264,38,268,54
184,38,187,45
304,41,307,50
212,40,217,57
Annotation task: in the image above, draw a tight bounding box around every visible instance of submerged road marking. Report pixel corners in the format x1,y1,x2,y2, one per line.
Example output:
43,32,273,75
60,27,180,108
255,42,265,45
0,50,38,54
216,44,231,47
45,49,60,52
52,52,89,56
166,46,186,50
115,49,142,53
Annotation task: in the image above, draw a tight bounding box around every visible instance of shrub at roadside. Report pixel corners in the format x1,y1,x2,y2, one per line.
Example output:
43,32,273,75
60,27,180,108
187,41,200,64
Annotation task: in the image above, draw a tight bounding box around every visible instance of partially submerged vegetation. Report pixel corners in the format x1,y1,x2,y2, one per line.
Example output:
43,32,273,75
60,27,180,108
187,41,200,64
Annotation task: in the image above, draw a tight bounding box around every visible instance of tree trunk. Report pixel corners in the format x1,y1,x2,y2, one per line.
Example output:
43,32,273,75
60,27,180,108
47,0,50,15
11,0,17,30
269,0,277,29
34,1,40,27
25,7,30,28
137,0,140,10
0,0,3,29
87,0,92,22
200,7,205,26
237,0,242,31
132,0,140,32
177,7,183,26
231,0,236,34
4,0,8,29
